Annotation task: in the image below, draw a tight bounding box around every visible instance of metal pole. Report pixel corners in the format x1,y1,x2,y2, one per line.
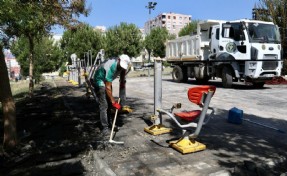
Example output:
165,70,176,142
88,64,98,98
77,59,81,86
145,2,157,77
90,50,92,68
87,52,90,67
154,58,162,124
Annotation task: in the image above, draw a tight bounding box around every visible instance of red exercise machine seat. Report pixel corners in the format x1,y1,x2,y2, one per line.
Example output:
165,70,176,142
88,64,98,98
174,85,216,122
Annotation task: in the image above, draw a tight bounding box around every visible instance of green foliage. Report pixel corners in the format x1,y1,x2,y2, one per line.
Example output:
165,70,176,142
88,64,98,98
178,20,199,37
0,1,89,38
168,33,177,40
61,23,104,64
10,37,29,76
0,0,90,95
11,36,62,81
162,61,171,67
105,23,143,58
59,64,67,76
144,27,169,58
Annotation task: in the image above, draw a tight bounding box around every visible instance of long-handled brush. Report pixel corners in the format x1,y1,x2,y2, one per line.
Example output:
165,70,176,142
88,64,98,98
109,98,124,144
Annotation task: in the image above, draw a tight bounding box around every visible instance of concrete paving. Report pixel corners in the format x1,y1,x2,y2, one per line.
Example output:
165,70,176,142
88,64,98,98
63,75,287,175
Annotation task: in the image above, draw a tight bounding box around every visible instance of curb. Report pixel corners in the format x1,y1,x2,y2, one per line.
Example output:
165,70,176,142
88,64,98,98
92,152,116,176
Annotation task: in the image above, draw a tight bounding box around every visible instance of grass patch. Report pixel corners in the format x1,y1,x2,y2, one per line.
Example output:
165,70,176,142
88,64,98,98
10,80,30,96
127,67,172,78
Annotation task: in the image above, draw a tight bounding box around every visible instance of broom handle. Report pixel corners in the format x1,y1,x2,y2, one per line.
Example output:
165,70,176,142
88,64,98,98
109,98,120,140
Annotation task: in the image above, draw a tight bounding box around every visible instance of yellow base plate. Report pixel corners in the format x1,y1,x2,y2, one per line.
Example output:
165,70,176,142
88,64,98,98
72,82,79,86
170,138,206,154
144,124,172,135
121,106,133,113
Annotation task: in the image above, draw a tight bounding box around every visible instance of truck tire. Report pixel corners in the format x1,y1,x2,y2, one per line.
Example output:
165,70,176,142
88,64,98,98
222,67,233,88
172,66,188,83
253,82,265,88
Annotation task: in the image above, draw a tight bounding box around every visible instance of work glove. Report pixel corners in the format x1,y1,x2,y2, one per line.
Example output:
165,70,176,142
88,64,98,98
112,102,121,110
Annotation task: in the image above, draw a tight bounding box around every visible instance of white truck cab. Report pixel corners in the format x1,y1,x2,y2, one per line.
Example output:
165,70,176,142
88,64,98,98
166,19,283,88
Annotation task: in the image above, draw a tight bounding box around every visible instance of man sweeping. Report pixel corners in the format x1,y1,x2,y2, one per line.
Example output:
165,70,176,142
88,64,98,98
93,54,131,139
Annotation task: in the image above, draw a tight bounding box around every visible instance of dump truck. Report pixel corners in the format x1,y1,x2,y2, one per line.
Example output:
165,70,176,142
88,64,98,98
166,19,283,88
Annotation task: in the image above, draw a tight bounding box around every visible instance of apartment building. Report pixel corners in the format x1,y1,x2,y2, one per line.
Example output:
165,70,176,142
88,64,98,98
144,12,191,36
4,50,21,79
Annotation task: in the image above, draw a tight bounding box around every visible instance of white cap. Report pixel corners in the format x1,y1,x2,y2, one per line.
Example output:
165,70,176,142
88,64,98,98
119,54,130,69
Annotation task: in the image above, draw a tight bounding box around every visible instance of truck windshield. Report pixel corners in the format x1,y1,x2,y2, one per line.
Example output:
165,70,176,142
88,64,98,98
247,22,281,44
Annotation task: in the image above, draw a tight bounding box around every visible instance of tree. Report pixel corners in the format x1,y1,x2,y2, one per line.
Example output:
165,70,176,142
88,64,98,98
0,0,89,96
11,37,63,82
178,20,199,37
144,27,169,58
255,0,287,74
0,32,17,149
105,23,143,58
0,0,89,149
60,23,104,65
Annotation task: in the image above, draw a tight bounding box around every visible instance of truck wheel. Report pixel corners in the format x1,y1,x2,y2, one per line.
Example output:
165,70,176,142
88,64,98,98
172,66,187,83
253,82,265,88
222,67,233,88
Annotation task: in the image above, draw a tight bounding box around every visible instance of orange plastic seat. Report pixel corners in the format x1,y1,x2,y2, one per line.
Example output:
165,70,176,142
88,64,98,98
174,86,216,122
174,110,201,122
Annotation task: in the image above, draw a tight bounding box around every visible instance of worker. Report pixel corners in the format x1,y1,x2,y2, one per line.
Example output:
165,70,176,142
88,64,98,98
93,54,131,138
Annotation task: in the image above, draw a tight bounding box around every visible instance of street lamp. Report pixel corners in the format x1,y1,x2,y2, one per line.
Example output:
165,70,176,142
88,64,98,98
145,2,157,77
146,2,157,14
145,2,157,34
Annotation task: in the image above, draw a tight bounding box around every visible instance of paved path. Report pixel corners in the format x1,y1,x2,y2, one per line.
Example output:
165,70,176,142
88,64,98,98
5,76,286,176
87,76,287,175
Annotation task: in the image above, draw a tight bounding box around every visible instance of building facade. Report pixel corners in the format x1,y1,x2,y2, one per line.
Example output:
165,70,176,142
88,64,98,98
4,50,21,79
144,12,191,36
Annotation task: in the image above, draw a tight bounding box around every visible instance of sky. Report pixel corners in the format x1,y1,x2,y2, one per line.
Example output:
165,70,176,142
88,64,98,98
52,0,259,34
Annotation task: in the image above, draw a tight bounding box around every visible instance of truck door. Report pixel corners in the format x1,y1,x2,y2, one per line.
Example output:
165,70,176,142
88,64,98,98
210,26,220,55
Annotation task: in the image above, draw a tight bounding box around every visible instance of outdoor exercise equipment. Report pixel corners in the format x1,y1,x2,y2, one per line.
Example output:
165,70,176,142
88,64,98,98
157,86,216,154
84,49,105,99
144,58,216,154
144,59,172,135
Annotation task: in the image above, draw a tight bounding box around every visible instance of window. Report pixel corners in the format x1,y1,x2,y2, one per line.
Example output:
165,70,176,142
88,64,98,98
173,16,176,20
216,28,219,40
222,23,245,41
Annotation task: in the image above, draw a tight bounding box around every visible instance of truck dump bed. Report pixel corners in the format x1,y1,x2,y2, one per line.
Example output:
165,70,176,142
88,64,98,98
165,20,223,62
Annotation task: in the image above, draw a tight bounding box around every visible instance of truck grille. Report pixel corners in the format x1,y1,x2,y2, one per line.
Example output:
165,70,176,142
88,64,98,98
262,61,278,70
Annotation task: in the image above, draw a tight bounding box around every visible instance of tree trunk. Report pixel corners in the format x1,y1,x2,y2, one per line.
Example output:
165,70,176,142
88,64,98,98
0,46,17,149
28,36,34,97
